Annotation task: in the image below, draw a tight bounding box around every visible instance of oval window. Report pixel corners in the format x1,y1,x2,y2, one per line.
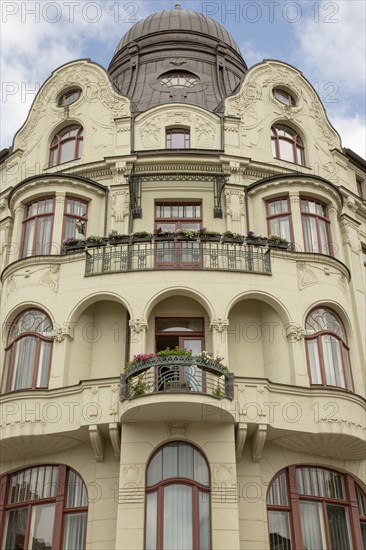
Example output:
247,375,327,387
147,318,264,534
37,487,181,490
273,88,296,107
58,87,82,107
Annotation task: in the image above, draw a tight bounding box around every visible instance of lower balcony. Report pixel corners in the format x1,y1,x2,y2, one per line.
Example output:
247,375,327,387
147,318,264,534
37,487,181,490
121,355,234,400
84,240,271,275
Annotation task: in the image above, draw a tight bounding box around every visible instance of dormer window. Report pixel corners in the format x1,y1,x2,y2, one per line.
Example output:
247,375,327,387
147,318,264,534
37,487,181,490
159,71,199,88
166,128,190,149
49,125,83,166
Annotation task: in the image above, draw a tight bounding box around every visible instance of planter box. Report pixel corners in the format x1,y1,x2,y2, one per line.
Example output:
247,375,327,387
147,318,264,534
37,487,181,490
246,238,267,247
109,237,130,245
132,237,152,243
200,235,221,242
63,244,86,253
267,240,289,249
223,237,244,244
85,241,107,248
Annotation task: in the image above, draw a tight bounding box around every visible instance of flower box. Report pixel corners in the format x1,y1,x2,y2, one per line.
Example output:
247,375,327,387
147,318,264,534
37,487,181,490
267,240,289,249
63,243,86,253
109,237,130,245
246,237,267,246
200,235,221,242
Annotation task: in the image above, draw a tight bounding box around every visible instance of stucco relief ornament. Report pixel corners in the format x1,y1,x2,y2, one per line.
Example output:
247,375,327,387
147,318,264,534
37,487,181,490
129,319,148,334
195,117,215,147
52,327,72,343
40,265,60,292
284,324,306,342
210,318,229,333
140,120,160,147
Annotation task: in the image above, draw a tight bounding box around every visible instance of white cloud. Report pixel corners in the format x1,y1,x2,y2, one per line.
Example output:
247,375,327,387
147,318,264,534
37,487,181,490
328,113,366,158
0,0,152,148
294,0,365,96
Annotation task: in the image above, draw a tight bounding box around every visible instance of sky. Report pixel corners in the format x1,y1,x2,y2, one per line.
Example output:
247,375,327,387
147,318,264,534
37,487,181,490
1,0,365,157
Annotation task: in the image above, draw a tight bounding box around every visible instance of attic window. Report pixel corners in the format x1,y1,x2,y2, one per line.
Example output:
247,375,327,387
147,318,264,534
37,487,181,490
58,87,82,107
159,71,199,88
273,88,296,107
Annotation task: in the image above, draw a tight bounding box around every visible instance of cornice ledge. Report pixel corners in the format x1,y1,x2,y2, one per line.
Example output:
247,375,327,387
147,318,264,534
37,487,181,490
1,254,83,284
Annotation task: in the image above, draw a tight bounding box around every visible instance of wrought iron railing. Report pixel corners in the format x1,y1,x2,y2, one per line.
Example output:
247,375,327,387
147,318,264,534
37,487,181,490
120,355,234,400
85,240,271,275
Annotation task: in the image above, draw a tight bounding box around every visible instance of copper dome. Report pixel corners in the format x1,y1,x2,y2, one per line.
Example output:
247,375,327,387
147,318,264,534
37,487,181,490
108,4,247,114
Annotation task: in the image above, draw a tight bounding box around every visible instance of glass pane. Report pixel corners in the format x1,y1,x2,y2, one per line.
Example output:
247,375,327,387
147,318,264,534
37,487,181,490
147,451,162,486
327,505,351,550
319,219,330,254
22,219,35,257
163,485,192,550
163,443,178,479
194,449,209,485
12,337,37,390
29,504,55,550
2,348,13,392
3,508,27,550
199,491,210,550
145,492,157,550
63,513,87,550
268,510,292,550
361,523,366,550
307,339,322,384
302,216,319,252
279,139,295,162
267,472,288,505
178,444,194,480
322,335,345,387
279,217,291,241
60,140,76,163
156,319,204,333
37,341,52,387
300,501,325,550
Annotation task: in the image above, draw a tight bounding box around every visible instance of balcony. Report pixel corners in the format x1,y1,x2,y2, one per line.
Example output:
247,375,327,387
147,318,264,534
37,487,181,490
121,355,234,401
84,239,271,276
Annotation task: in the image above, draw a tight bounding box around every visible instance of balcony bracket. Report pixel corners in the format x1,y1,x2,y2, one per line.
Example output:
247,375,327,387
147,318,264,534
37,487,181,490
235,422,248,462
89,425,105,463
129,174,142,218
213,176,227,218
252,424,267,463
109,422,121,461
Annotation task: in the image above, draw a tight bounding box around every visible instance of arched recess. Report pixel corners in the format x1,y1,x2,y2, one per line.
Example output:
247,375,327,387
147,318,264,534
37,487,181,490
226,292,293,383
145,290,213,355
66,293,131,386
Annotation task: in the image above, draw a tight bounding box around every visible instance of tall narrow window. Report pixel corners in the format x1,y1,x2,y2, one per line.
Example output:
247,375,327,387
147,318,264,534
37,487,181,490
271,124,305,165
1,310,53,393
63,197,88,241
1,465,88,549
49,125,83,166
266,198,293,242
267,466,365,550
21,198,54,257
166,128,190,149
145,442,211,550
301,198,332,254
305,307,353,391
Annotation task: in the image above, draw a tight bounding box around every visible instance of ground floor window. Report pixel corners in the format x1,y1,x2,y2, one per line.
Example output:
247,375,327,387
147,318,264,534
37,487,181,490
267,466,366,549
0,465,88,550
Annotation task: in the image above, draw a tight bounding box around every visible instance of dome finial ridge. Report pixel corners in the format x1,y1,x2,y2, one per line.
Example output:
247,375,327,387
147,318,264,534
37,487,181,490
174,3,182,9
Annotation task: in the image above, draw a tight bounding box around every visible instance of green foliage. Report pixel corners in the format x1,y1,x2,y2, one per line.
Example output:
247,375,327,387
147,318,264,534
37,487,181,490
156,347,192,357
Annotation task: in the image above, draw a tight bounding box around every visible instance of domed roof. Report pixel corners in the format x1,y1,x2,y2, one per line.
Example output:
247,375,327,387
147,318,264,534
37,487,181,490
113,4,242,55
108,4,247,114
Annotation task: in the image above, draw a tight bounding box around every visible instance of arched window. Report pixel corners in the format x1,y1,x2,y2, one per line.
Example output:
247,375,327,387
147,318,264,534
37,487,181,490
166,128,190,149
1,310,53,393
49,125,83,166
267,466,366,550
271,124,305,165
0,465,88,549
305,308,353,391
145,442,211,549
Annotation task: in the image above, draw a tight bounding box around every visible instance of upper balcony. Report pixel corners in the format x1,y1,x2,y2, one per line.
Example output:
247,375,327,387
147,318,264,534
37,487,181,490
79,235,272,276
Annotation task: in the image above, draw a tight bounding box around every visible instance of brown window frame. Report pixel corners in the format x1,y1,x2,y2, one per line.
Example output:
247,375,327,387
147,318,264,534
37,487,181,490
271,124,305,166
49,125,83,167
0,465,88,550
1,309,53,394
305,307,353,392
300,197,333,255
166,128,190,149
266,197,294,242
357,177,365,199
267,466,365,550
62,196,88,242
144,442,211,550
20,197,55,258
155,202,202,268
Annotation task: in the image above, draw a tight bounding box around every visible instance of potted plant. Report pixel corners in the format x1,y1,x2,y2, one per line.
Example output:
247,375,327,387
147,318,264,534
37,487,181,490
176,229,199,240
155,227,176,240
222,230,244,243
126,353,156,373
267,234,289,249
85,235,107,248
63,237,86,253
108,230,130,244
156,347,192,357
131,375,150,397
245,231,267,246
132,231,152,242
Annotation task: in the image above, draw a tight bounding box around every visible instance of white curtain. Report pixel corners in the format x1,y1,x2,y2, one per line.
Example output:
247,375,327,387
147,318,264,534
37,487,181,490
63,513,87,550
163,485,193,550
300,501,324,549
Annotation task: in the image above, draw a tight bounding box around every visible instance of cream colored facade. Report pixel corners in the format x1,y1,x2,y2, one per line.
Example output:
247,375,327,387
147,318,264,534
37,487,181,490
0,17,365,550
